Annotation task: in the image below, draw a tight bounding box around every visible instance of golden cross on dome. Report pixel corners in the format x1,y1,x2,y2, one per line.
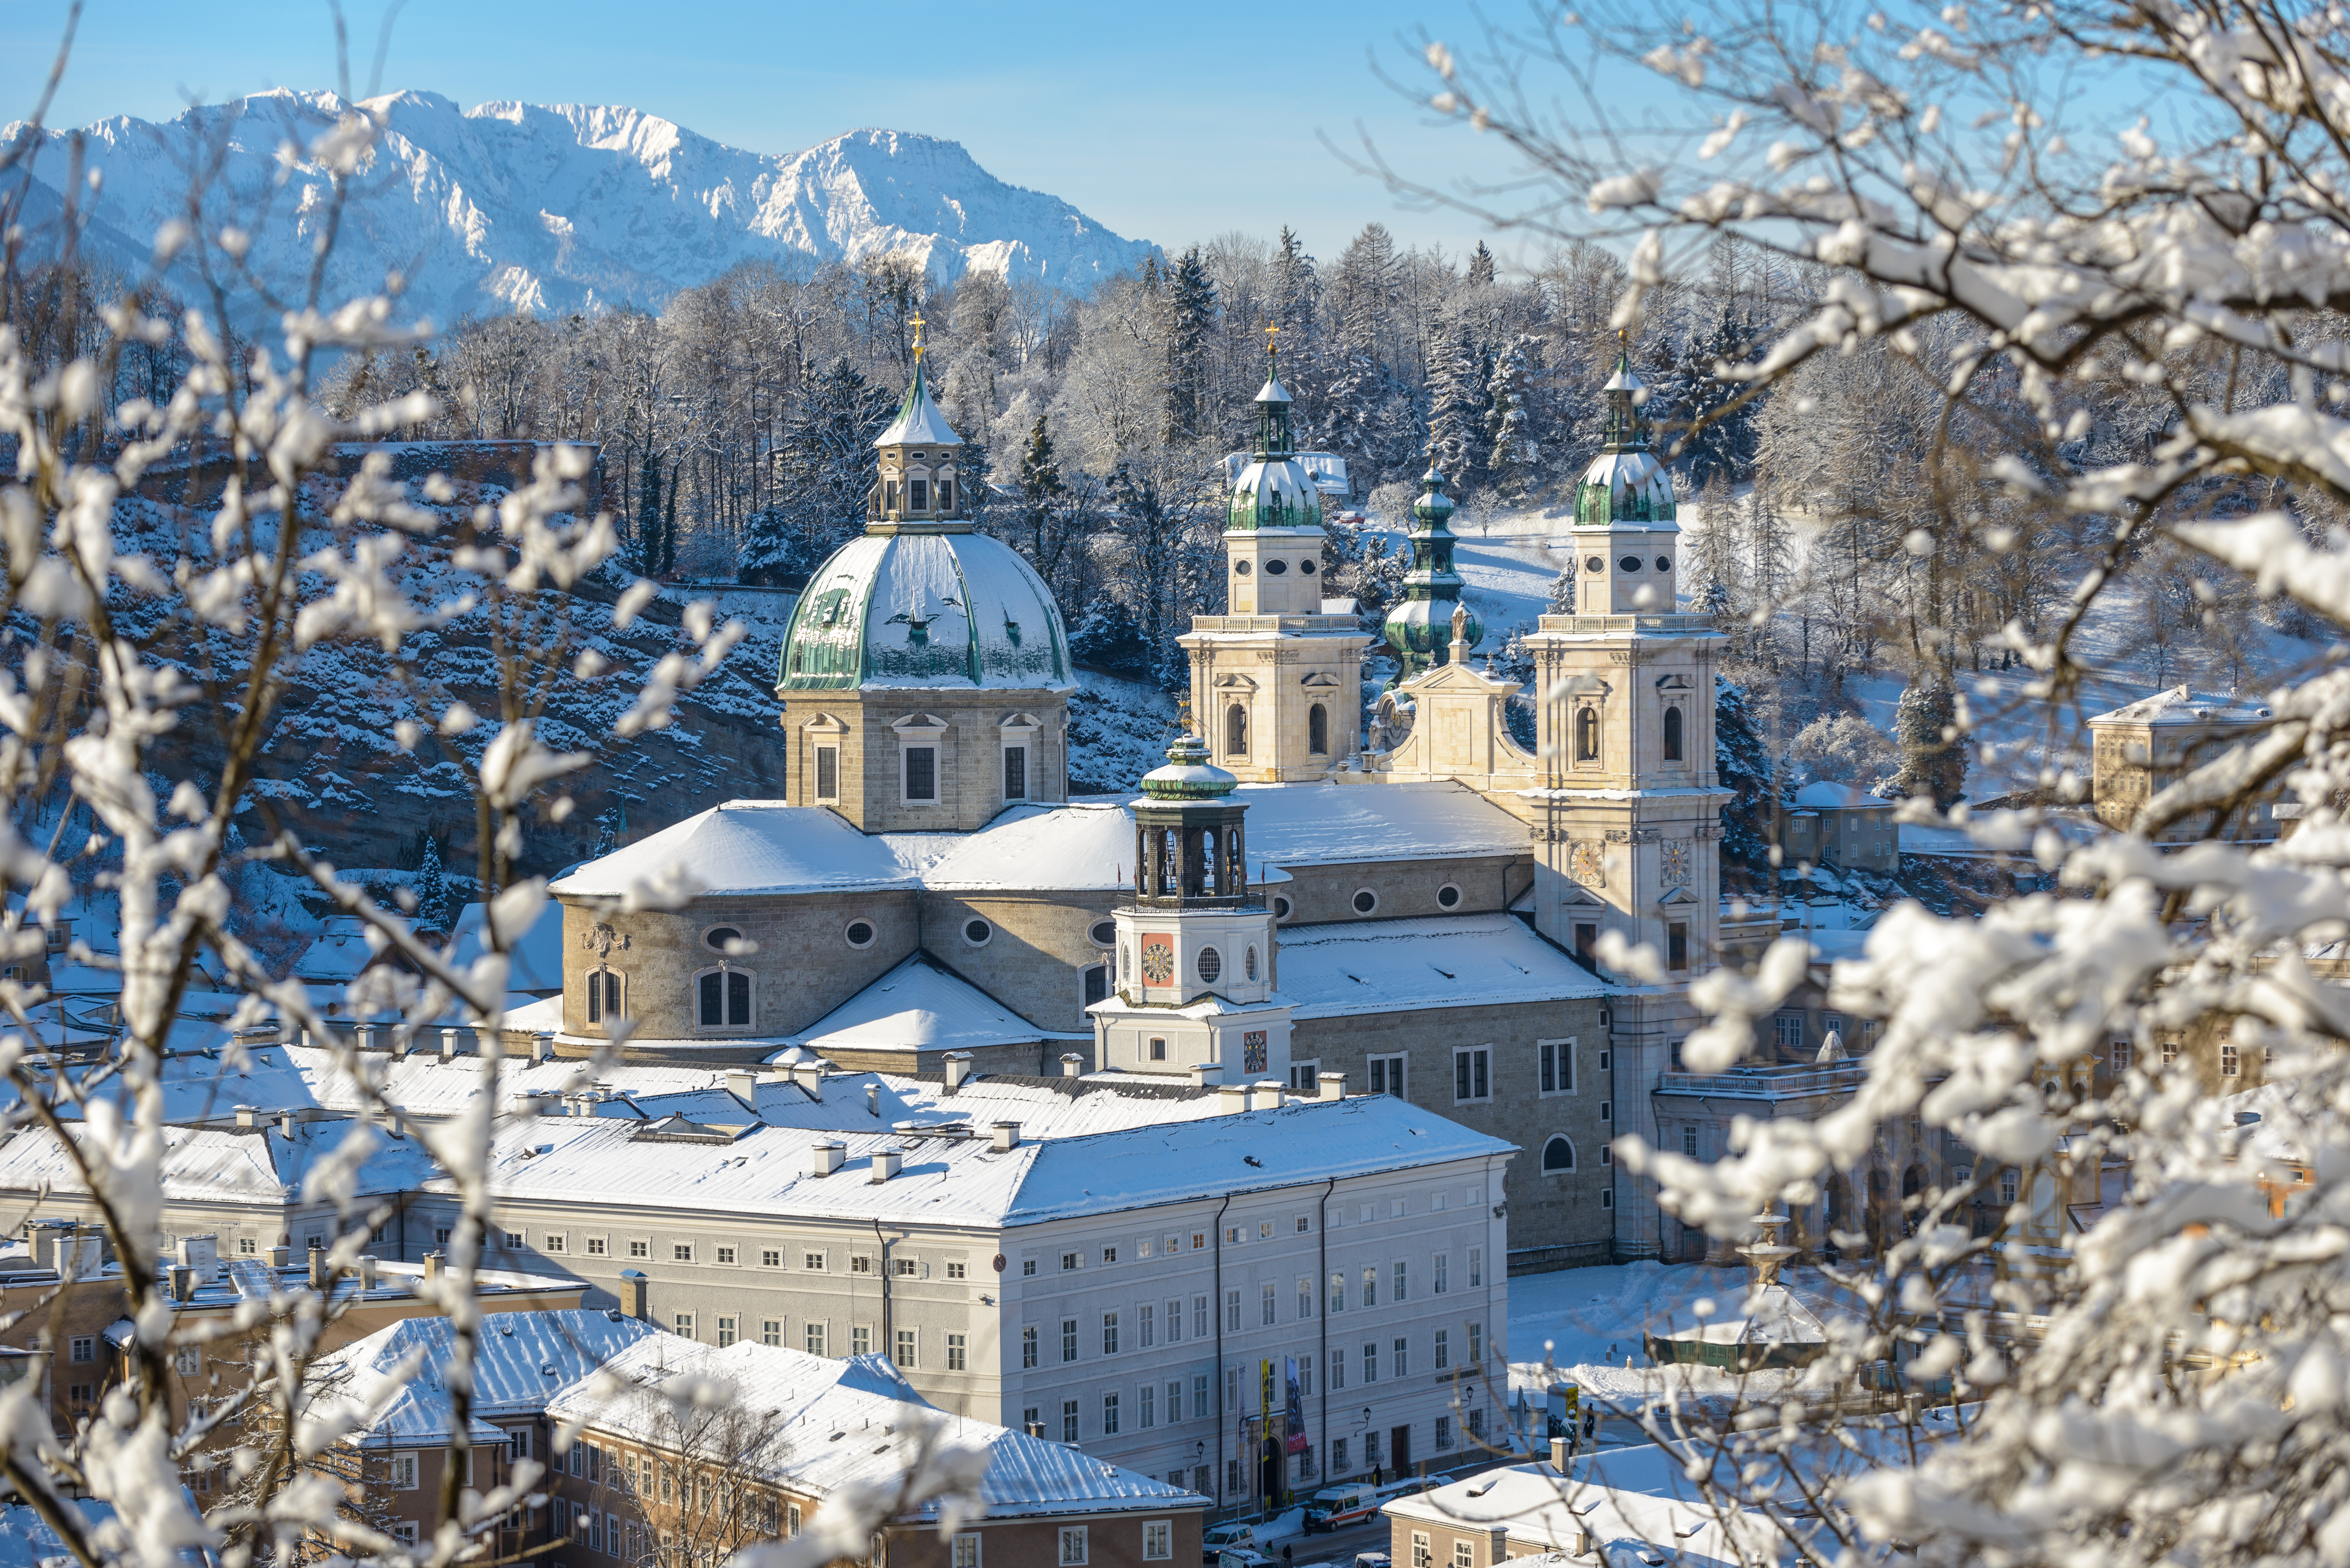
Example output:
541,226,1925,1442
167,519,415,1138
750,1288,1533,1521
911,311,928,362
1265,321,1280,356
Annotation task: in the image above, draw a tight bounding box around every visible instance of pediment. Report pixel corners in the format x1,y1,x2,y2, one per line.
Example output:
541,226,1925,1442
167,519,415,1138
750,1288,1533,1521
1658,886,1698,906
999,711,1043,732
1299,671,1342,689
802,712,850,733
1213,673,1260,692
891,712,950,735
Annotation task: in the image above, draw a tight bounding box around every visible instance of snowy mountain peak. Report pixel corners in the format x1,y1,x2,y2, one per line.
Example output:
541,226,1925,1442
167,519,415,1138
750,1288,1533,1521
3,94,1154,324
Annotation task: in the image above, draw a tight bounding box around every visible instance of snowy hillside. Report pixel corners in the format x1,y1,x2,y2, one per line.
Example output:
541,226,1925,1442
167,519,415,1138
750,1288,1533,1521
3,91,1153,320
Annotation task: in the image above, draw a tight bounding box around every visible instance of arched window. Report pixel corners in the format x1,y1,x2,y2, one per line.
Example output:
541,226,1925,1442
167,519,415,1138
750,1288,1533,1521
694,967,753,1031
1542,1136,1576,1173
1308,703,1329,756
1082,965,1109,1010
1574,707,1600,761
585,968,623,1025
1226,703,1249,757
1662,705,1684,762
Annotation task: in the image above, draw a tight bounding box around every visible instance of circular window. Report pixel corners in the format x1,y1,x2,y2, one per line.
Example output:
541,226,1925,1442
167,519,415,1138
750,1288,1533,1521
1234,560,1253,577
1198,947,1223,984
963,919,993,947
1264,559,1289,576
1655,555,1672,572
1245,946,1260,981
844,920,876,949
1274,896,1293,920
1089,919,1117,947
1300,559,1317,576
1437,884,1462,909
1619,555,1642,572
704,926,743,952
1585,555,1605,573
1352,889,1379,916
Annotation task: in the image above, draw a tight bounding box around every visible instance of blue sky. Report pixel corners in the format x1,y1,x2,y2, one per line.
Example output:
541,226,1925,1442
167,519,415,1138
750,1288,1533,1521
0,0,1550,268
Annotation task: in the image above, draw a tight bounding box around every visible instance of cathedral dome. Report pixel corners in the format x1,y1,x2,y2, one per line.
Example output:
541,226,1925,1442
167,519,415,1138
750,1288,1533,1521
777,525,1074,692
1574,347,1678,529
1228,453,1325,532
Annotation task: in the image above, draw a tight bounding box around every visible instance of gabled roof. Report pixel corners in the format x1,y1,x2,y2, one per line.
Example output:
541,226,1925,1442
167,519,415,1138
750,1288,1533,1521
2088,684,2276,726
782,955,1052,1056
313,1309,667,1446
1274,913,1608,1019
1789,781,1887,811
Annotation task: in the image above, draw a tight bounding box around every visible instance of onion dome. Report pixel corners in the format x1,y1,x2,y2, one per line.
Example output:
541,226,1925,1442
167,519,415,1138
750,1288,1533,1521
1227,338,1324,533
1381,464,1481,685
1573,343,1677,528
1139,734,1238,800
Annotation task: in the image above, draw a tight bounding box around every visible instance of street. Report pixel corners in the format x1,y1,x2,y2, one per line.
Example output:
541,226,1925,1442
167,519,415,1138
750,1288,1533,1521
1252,1513,1391,1566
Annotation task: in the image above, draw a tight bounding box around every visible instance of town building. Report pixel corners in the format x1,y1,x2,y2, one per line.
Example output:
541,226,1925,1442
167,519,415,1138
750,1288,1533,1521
1774,782,1899,873
2088,685,2289,841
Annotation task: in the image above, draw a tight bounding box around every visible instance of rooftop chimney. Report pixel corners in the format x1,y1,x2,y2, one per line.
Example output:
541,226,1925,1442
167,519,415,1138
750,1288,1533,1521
1219,1084,1249,1114
867,1082,880,1116
440,1028,459,1061
811,1141,847,1177
727,1069,759,1107
1251,1080,1285,1111
943,1053,972,1094
358,1023,383,1052
176,1234,220,1284
1059,1053,1084,1078
268,1245,291,1270
234,1105,258,1130
421,1249,442,1283
307,1244,327,1291
531,1032,552,1064
990,1121,1021,1152
1317,1073,1346,1103
168,1263,195,1304
792,1061,826,1095
1189,1062,1223,1089
870,1147,903,1184
359,1255,378,1291
278,1112,296,1139
618,1269,647,1319
1551,1436,1570,1473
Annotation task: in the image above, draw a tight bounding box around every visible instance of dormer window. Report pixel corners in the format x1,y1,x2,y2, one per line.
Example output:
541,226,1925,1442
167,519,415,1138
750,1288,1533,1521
910,479,930,511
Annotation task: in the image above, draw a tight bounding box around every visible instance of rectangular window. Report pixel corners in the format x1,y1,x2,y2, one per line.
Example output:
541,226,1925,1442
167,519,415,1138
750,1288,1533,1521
1668,921,1689,971
1226,1288,1242,1331
1468,1322,1484,1364
1453,1047,1490,1102
1166,1297,1182,1344
544,1233,567,1253
853,1326,871,1355
1435,1328,1450,1369
953,1534,982,1568
1062,1252,1080,1272
814,744,839,802
1167,1378,1183,1423
1436,1414,1453,1450
1062,1400,1080,1443
762,1248,782,1268
892,1256,918,1277
896,1329,917,1367
1298,1276,1313,1320
1393,1336,1410,1377
1469,1248,1483,1288
503,1230,524,1248
804,1322,827,1356
910,478,930,511
674,1312,695,1339
946,1260,967,1279
2111,1040,2133,1073
1261,1283,1277,1326
1193,1374,1212,1421
1140,1303,1155,1347
2222,1044,2241,1076
1539,1039,1576,1094
1058,1525,1089,1566
1774,1014,1805,1053
905,745,938,803
391,1453,418,1490
1062,1319,1079,1363
1102,1392,1120,1435
1334,1438,1349,1475
1434,1252,1448,1294
1453,1542,1473,1568
1143,1519,1172,1561
672,1242,694,1263
1362,1265,1378,1307
1410,1532,1429,1568
1140,1381,1156,1428
1004,745,1028,801
1330,1271,1345,1313
1023,1326,1039,1368
1329,1346,1346,1391
762,1319,782,1347
1368,1053,1406,1097
1683,1124,1699,1157
70,1337,93,1364
716,1316,737,1347
1362,1342,1378,1383
1194,1294,1209,1338
852,1254,873,1274
1103,1313,1119,1355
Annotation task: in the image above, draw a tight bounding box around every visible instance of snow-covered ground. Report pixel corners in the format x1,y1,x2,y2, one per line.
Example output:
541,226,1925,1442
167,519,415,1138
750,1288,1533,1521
1068,669,1180,795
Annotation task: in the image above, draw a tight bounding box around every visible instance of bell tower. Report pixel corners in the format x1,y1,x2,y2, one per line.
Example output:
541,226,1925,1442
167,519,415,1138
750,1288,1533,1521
1089,736,1291,1082
1180,330,1373,782
1524,340,1730,1262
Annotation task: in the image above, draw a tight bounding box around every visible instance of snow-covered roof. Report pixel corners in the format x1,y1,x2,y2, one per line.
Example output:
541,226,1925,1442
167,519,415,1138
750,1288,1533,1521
1234,780,1527,867
912,802,1135,890
546,1332,1204,1523
777,526,1073,692
1790,781,1888,811
2088,684,2276,726
1295,451,1349,494
874,362,963,448
782,955,1051,1055
549,802,915,898
292,918,401,984
0,1120,438,1207
1384,1447,1776,1563
1274,913,1608,1019
437,1092,1506,1231
0,1498,208,1568
315,1309,667,1447
1572,446,1675,528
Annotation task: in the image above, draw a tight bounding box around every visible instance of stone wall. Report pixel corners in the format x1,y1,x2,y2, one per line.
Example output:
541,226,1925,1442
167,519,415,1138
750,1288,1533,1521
778,690,1069,834
1271,854,1534,927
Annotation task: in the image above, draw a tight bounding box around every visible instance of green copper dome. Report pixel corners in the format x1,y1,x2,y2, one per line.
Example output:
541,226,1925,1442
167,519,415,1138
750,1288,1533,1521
1573,346,1677,528
1227,347,1324,533
1139,734,1238,800
1381,464,1480,684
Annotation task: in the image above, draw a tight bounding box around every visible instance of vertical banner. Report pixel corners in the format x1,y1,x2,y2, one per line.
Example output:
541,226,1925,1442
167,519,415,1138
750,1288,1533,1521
1284,1355,1308,1453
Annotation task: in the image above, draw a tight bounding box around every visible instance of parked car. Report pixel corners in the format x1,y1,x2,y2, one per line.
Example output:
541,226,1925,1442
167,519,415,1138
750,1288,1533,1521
1353,1555,1392,1568
1202,1522,1260,1562
1215,1552,1278,1568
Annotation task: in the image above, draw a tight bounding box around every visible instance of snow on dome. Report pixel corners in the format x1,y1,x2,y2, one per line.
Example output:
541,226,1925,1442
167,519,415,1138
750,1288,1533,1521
1140,734,1237,800
873,359,962,448
1573,445,1677,528
778,526,1073,691
1227,453,1324,532
1253,373,1295,406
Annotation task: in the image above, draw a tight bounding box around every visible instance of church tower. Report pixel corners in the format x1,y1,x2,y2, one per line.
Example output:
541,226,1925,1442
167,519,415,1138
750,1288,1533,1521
775,321,1075,832
1523,341,1730,1261
1180,332,1373,781
1381,463,1481,686
1089,735,1292,1082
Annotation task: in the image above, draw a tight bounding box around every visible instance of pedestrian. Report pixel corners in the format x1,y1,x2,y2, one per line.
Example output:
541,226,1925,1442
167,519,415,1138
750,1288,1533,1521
1283,1546,1293,1565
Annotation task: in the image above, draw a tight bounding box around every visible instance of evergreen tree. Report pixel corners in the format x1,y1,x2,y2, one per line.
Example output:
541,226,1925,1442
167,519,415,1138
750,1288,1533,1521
1163,247,1218,446
737,508,800,587
1426,324,1489,479
1066,597,1155,682
1484,335,1541,501
1547,565,1577,615
1652,305,1761,485
1015,415,1066,572
1468,241,1497,289
775,357,893,565
413,837,449,933
636,449,667,578
1892,680,1968,806
1715,677,1776,892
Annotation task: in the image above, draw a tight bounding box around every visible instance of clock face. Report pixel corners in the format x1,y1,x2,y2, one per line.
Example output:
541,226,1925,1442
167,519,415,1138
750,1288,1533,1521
1140,938,1176,985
